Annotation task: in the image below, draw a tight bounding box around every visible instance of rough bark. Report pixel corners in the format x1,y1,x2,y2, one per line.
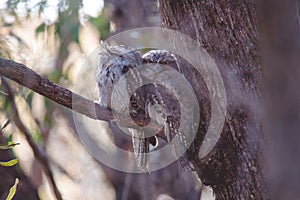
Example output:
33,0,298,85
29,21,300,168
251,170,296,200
0,58,113,121
159,0,267,199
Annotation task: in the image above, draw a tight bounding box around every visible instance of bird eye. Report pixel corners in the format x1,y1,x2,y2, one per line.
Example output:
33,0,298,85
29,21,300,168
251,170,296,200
121,65,129,73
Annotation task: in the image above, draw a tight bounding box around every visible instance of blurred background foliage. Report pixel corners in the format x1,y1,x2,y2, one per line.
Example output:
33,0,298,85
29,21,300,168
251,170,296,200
0,0,209,199
0,1,116,199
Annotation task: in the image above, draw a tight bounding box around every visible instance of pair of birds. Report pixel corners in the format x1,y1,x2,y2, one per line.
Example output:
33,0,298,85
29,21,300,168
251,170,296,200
96,42,182,172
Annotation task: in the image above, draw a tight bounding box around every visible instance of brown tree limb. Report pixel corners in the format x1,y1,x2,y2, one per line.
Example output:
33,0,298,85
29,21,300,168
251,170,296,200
1,77,63,200
0,58,113,121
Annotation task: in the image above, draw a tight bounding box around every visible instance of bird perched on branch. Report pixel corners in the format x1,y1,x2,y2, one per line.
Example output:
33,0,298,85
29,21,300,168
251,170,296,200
96,42,185,172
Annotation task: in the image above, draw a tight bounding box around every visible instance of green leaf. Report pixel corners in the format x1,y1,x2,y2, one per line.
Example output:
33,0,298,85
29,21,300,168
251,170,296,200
6,178,19,200
48,69,64,83
7,134,13,143
4,99,12,116
0,159,19,167
90,12,110,39
32,129,43,145
0,142,20,150
36,23,46,34
25,91,34,109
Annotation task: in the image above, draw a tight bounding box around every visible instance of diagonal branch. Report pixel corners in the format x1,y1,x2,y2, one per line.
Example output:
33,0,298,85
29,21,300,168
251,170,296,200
0,58,113,121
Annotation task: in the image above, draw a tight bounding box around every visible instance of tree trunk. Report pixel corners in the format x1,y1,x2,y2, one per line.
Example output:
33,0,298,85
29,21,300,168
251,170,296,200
159,0,267,199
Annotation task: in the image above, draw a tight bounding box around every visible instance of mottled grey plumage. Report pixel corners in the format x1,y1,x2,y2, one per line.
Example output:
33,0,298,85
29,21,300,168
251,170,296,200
96,43,189,171
142,50,177,65
143,50,192,170
97,42,153,171
96,42,143,107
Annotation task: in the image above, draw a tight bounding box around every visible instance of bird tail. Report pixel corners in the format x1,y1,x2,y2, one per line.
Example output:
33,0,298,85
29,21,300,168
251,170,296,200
130,129,150,172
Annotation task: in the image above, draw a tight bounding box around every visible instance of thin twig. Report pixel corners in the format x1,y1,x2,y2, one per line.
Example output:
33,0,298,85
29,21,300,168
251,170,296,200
1,119,10,132
33,115,74,181
1,77,63,200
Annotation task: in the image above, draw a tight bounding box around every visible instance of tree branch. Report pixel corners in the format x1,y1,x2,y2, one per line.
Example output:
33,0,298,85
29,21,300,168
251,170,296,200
0,58,113,121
